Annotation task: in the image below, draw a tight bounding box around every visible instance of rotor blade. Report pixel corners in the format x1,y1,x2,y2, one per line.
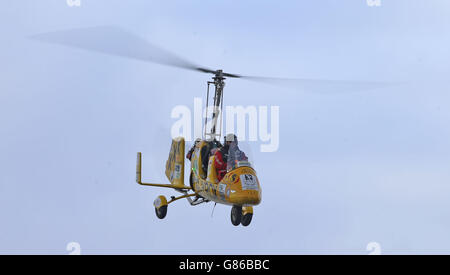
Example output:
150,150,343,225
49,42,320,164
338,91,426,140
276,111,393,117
30,26,215,74
224,74,396,93
31,26,396,92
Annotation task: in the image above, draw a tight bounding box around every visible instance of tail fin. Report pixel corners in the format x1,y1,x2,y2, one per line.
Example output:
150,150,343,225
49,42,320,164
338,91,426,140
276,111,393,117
136,152,142,183
165,137,185,188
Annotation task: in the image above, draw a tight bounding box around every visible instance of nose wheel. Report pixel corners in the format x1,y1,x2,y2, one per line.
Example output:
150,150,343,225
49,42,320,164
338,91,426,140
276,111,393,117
241,212,253,226
231,205,242,226
231,205,253,226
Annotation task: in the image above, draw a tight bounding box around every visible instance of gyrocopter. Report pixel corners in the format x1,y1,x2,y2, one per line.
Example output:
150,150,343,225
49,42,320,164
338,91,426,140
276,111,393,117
32,26,390,226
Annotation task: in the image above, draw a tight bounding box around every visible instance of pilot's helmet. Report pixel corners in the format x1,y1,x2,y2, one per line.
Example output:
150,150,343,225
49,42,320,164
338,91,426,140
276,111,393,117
224,133,238,143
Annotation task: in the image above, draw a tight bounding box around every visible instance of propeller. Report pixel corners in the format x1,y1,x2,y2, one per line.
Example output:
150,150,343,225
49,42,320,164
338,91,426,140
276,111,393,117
31,26,394,92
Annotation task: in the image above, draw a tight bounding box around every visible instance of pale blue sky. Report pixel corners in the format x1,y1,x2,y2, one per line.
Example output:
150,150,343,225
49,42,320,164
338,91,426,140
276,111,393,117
1,1,450,254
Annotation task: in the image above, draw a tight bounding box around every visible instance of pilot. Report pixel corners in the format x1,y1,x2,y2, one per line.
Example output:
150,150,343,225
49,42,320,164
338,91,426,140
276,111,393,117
214,134,238,181
227,137,248,171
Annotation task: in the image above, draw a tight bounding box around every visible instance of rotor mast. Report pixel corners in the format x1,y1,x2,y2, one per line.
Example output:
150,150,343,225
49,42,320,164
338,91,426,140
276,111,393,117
205,70,225,141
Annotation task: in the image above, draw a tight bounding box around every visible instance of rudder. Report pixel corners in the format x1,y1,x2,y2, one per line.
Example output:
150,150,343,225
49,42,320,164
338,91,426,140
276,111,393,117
165,137,185,188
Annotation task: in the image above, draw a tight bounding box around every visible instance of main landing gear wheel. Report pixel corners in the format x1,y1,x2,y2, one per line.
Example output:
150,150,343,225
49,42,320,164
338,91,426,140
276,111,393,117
155,205,167,219
154,195,168,219
231,205,242,226
241,213,253,226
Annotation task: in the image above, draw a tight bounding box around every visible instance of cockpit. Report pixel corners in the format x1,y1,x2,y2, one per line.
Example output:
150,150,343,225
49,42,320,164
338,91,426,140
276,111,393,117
189,137,252,181
226,141,251,172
